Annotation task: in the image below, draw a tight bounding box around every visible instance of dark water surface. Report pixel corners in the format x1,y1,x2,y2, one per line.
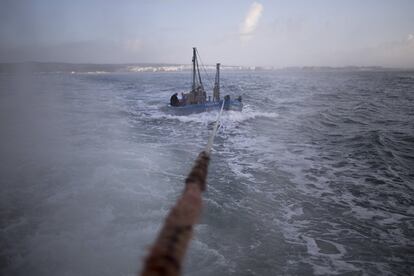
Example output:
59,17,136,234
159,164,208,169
1,70,413,275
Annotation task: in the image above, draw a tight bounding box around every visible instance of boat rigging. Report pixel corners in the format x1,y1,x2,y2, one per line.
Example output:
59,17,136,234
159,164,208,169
169,47,243,114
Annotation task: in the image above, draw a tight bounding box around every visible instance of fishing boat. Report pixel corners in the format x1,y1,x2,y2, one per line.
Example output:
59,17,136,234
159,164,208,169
168,48,243,115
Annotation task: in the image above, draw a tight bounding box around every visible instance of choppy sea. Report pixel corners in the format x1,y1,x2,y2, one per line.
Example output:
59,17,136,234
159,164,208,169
1,70,413,275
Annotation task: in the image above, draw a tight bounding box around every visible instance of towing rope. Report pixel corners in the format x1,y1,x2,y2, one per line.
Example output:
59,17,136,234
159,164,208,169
205,100,225,154
141,102,225,276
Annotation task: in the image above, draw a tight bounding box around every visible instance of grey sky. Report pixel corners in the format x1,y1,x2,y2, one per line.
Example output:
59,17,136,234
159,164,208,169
1,0,413,67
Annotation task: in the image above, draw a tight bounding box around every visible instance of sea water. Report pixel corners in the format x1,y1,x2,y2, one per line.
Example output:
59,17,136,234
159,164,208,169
0,70,413,275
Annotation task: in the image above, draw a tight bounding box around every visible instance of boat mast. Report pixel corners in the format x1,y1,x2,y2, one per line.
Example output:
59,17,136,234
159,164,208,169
190,47,206,103
213,63,220,102
192,47,196,91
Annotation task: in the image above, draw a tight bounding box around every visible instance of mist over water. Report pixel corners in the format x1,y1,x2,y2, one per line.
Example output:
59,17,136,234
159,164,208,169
1,70,413,275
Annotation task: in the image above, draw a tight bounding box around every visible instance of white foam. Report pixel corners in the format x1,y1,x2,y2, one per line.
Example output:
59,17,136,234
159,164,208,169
302,235,360,275
151,104,278,126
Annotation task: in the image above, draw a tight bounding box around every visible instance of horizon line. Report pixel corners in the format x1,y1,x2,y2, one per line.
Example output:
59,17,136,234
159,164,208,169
1,61,414,70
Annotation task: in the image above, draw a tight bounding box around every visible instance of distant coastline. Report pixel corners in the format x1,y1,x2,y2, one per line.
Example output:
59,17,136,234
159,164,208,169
0,62,412,74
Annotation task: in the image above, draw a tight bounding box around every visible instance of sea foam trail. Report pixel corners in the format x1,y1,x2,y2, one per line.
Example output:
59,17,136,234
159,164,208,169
150,105,278,125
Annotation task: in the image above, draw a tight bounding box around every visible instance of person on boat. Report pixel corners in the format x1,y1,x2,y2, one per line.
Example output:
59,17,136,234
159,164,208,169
170,93,180,106
181,92,187,106
195,86,205,104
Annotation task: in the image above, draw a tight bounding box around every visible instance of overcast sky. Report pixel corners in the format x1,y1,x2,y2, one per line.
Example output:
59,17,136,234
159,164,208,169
1,0,413,67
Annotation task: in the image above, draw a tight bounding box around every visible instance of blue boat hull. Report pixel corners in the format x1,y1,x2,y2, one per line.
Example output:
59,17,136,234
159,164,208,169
167,100,243,115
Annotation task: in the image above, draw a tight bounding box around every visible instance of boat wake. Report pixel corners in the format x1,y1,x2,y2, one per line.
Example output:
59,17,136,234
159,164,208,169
152,105,278,126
